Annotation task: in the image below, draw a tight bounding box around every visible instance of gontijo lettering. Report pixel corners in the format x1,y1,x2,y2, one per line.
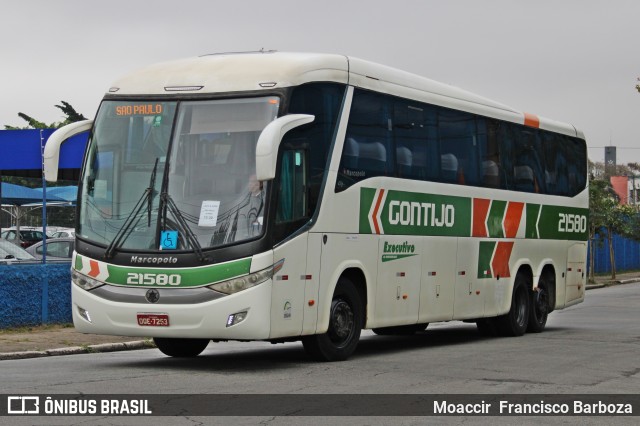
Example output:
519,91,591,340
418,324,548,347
389,200,455,227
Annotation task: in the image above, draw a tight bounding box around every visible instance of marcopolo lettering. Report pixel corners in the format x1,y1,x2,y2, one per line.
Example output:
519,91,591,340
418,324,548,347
130,256,178,264
388,200,455,228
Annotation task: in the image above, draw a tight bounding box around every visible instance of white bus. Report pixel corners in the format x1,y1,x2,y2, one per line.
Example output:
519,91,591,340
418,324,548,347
45,52,588,361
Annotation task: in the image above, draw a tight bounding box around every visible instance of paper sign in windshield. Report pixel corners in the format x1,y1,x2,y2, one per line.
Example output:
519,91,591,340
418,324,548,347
198,200,220,227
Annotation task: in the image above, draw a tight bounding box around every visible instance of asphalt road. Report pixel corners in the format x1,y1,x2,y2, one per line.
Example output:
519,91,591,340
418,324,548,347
1,283,639,425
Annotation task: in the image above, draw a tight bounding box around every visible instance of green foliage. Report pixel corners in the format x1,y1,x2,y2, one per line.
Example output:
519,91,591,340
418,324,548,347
4,101,86,130
589,175,640,280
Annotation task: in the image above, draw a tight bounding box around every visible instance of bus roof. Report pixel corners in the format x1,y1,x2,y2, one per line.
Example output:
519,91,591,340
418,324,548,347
108,51,583,138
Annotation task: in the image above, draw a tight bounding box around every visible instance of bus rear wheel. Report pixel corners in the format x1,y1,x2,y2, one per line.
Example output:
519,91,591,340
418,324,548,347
153,337,210,357
302,278,363,362
527,284,549,333
496,273,530,336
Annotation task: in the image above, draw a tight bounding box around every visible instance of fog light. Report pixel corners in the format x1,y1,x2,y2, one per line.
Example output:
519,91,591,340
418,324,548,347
77,306,92,323
226,311,248,327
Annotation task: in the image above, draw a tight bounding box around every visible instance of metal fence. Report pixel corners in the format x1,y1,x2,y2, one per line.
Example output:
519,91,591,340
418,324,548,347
588,233,640,274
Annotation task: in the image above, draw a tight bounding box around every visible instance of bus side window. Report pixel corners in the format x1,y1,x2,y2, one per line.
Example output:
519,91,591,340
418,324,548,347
336,90,393,192
393,100,433,180
437,108,480,185
276,149,308,224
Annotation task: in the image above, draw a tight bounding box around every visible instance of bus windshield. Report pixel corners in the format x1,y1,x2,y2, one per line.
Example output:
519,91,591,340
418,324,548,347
78,97,280,252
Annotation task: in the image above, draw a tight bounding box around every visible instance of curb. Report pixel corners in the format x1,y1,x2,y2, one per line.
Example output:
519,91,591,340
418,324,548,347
616,278,640,284
0,340,154,361
587,278,640,290
586,284,606,290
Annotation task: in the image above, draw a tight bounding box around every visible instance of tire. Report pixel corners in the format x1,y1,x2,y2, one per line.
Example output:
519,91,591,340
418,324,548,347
153,337,210,357
527,283,549,333
496,273,530,337
302,278,363,361
372,323,428,335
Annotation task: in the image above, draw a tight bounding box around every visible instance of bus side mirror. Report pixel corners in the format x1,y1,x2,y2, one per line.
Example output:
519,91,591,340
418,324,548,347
43,119,93,182
255,114,314,181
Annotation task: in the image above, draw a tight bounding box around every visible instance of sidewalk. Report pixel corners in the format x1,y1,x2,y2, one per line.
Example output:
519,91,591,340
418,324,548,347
0,326,154,360
1,272,639,361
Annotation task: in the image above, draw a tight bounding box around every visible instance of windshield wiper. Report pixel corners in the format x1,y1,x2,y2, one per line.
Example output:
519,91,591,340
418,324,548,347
148,158,159,227
104,158,159,259
160,192,208,263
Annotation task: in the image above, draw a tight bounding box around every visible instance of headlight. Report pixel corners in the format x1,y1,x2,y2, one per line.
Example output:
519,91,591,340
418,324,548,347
72,269,104,291
209,259,284,295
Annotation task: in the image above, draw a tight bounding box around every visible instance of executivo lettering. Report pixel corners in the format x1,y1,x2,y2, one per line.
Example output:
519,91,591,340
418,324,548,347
382,241,418,262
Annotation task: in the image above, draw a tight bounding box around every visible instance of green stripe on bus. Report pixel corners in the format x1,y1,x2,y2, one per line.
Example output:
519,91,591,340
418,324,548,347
487,200,507,238
360,187,471,237
525,203,541,239
359,187,377,234
74,255,83,271
105,258,252,288
359,187,587,241
477,241,496,279
537,205,589,241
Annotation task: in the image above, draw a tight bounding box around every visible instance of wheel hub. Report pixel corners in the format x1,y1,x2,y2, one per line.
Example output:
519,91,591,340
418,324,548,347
328,299,354,345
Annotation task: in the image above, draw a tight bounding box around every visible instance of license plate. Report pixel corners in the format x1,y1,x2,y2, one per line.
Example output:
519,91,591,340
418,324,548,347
137,313,170,327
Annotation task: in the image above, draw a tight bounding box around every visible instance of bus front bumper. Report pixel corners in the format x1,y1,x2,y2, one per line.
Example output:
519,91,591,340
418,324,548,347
71,280,273,340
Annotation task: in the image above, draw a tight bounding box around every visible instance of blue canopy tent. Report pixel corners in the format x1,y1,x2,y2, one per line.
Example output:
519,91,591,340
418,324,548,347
0,182,69,236
0,129,86,235
33,186,78,204
1,182,67,206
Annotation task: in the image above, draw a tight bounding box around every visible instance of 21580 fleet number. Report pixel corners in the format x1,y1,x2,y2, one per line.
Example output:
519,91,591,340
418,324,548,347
127,273,181,286
558,213,587,233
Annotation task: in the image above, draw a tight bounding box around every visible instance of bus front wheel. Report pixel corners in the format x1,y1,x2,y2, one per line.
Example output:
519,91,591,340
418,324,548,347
153,337,210,357
302,278,363,362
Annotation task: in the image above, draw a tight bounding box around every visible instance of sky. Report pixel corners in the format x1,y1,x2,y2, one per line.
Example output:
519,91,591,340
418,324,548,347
2,0,639,164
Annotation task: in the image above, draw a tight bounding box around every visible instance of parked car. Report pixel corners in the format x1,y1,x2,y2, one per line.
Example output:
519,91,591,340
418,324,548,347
26,238,75,261
0,240,37,264
49,228,75,238
0,228,45,248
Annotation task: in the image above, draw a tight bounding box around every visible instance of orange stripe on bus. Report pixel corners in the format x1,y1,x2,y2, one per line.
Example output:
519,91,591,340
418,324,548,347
472,198,490,237
503,202,524,238
88,260,100,278
524,113,540,128
492,241,514,278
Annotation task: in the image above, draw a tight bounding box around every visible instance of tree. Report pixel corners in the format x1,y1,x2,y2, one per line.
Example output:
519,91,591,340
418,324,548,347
588,179,618,281
589,160,633,180
4,101,86,130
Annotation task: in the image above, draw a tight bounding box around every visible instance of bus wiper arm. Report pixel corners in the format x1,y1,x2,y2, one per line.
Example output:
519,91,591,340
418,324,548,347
104,158,159,259
148,157,159,227
104,187,151,259
161,193,208,263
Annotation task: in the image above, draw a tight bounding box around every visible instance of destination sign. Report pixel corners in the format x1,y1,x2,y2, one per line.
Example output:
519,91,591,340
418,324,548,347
115,104,163,116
